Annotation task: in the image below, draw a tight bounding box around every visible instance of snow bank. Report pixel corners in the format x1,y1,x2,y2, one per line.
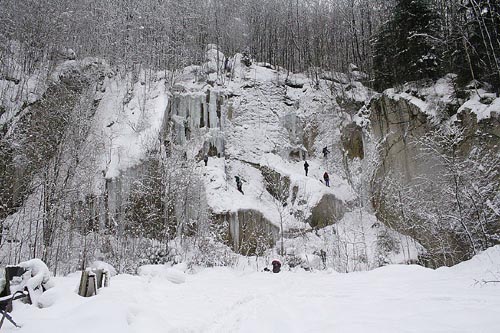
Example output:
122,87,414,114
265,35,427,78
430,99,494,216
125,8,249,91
36,287,64,308
5,249,500,332
437,245,500,281
90,261,117,276
137,264,186,284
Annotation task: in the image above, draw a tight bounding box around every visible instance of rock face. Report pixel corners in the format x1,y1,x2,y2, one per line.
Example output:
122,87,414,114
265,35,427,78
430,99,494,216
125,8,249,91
457,108,500,155
0,58,107,223
341,123,364,160
214,209,279,255
369,84,500,266
259,166,290,202
308,194,348,229
370,93,436,182
369,92,453,265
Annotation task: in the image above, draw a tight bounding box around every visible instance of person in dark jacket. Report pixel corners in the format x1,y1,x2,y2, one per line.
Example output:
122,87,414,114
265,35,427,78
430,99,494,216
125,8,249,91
235,176,244,194
322,146,330,158
304,160,309,176
271,260,281,273
323,172,330,187
203,154,208,166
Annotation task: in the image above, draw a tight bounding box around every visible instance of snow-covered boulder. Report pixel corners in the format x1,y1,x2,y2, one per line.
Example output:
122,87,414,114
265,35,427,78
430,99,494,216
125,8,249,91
213,209,280,255
204,44,225,74
285,74,306,89
9,258,55,306
320,71,349,84
17,258,53,291
341,122,364,160
308,194,350,229
37,287,62,308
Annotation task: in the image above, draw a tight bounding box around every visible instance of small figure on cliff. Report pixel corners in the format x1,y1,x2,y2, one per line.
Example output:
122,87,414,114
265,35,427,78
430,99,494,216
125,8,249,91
322,146,330,158
304,160,309,176
235,175,244,195
203,154,209,166
323,172,330,187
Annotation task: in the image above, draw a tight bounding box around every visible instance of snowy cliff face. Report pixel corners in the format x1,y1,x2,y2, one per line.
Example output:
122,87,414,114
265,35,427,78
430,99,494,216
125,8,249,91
151,49,361,247
368,75,500,266
0,42,113,224
1,43,419,273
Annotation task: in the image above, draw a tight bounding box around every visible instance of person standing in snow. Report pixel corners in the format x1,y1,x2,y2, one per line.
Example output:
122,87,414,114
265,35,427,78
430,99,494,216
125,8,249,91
322,146,330,158
304,160,309,176
235,176,244,194
263,259,282,273
323,172,330,187
203,154,208,166
271,260,281,273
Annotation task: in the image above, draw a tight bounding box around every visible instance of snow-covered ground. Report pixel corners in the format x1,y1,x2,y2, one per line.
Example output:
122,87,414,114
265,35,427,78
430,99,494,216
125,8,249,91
6,246,500,333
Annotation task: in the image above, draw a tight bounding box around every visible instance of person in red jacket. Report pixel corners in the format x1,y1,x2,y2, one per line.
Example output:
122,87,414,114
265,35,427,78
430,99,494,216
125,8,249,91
323,172,330,187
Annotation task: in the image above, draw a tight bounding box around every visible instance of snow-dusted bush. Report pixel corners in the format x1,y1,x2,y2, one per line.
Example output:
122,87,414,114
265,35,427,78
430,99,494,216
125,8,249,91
189,237,237,268
375,229,401,265
284,254,305,269
139,244,172,266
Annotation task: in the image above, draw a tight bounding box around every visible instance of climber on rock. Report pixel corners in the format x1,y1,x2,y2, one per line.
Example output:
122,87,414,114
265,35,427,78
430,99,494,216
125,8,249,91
304,160,309,176
323,172,330,187
235,175,244,195
322,146,330,158
203,154,208,166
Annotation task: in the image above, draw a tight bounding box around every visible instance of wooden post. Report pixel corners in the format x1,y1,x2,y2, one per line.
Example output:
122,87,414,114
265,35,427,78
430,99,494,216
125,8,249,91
78,271,88,297
94,269,104,289
93,269,110,289
86,273,97,297
103,271,110,287
78,270,97,297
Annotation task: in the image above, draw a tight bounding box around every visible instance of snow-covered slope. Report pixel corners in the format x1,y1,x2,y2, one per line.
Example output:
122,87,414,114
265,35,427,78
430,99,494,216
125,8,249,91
92,71,169,179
